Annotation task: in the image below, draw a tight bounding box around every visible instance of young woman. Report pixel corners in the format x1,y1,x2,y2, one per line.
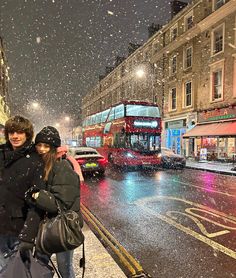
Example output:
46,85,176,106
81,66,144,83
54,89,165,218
27,126,83,278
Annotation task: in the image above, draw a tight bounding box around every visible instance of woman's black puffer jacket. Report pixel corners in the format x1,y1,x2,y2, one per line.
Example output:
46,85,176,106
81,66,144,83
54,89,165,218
32,159,83,227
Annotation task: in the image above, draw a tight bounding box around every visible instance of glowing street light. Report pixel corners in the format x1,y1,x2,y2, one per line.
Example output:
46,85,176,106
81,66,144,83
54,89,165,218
135,62,155,103
32,102,40,109
136,68,145,79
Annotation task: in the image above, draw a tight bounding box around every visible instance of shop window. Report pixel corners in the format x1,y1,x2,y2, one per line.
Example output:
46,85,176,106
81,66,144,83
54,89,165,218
211,24,224,55
227,138,235,158
184,46,192,69
218,138,227,159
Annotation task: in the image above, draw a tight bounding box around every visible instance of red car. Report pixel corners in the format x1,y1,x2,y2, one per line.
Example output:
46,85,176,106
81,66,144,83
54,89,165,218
69,147,108,175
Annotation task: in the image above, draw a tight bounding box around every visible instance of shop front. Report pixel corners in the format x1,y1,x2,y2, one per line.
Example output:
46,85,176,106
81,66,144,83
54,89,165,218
183,107,236,161
165,119,186,155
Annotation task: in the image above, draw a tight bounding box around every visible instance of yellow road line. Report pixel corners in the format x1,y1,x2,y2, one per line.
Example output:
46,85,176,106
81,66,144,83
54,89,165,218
81,204,144,276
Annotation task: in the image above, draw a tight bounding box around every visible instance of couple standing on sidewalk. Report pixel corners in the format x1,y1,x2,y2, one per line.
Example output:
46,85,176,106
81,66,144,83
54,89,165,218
0,115,84,278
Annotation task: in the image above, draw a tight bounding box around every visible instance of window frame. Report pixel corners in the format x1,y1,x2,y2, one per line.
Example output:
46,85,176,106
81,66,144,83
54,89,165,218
212,0,226,11
169,87,177,111
184,11,194,31
183,80,192,108
170,23,178,42
170,55,177,75
210,60,224,102
183,46,192,70
211,23,225,56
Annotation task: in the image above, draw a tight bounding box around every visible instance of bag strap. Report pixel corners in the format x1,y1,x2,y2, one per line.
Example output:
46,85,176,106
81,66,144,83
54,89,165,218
49,258,62,278
80,242,86,278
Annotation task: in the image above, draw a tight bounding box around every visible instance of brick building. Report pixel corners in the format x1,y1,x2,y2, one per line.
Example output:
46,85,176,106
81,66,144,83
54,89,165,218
82,0,236,159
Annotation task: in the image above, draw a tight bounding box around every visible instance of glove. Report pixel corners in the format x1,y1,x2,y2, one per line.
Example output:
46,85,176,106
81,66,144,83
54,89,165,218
18,241,34,262
25,186,40,202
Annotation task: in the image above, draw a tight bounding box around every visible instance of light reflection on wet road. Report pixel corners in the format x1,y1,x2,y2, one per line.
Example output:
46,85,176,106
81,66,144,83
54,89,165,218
81,167,236,278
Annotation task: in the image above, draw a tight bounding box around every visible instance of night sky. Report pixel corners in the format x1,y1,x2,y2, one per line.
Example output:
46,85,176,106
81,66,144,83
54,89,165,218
0,0,190,131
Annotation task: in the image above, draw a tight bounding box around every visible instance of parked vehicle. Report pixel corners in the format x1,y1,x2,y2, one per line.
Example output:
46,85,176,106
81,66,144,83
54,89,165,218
68,147,108,175
159,147,186,168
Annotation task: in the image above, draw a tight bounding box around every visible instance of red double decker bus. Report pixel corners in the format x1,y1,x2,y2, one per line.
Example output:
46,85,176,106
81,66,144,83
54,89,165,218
82,101,162,167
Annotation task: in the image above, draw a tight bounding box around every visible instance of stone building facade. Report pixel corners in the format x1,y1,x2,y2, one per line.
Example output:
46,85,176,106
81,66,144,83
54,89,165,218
0,37,10,143
82,0,236,159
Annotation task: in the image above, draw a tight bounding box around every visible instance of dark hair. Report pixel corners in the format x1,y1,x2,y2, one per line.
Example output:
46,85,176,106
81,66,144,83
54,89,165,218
41,147,57,181
4,115,34,142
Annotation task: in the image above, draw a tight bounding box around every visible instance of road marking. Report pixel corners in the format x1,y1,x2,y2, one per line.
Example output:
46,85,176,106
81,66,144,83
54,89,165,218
134,196,236,259
166,211,230,238
185,208,236,230
134,196,236,222
172,179,235,197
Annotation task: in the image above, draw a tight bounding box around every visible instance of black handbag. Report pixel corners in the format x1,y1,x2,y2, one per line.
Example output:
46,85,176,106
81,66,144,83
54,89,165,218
36,201,84,256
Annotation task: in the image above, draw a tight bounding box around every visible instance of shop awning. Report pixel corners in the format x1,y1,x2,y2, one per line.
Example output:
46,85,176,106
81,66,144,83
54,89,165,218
183,121,236,138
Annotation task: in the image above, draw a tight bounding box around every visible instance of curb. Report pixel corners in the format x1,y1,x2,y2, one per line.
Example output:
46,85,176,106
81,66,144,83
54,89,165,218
185,165,236,176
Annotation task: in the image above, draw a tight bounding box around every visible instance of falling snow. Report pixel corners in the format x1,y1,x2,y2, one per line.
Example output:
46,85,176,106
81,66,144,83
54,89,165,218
1,0,191,130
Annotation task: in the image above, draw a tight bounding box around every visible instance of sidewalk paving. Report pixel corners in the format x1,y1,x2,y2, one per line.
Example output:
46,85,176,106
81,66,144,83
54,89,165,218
52,223,127,278
186,158,236,176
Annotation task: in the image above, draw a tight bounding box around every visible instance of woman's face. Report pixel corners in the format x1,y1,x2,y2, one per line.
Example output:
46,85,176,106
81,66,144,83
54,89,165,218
36,143,51,155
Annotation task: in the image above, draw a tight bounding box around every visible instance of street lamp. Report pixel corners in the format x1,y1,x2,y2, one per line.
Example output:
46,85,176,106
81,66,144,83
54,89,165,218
32,102,40,109
135,62,155,103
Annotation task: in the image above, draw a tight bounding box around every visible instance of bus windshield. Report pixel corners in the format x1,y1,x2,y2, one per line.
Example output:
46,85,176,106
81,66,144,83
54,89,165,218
126,104,160,117
127,134,160,152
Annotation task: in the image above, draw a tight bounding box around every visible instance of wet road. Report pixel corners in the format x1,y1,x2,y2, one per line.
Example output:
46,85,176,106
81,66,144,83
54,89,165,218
81,167,236,278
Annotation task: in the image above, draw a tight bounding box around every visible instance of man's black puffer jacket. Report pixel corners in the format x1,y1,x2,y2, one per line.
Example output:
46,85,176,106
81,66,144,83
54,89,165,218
0,141,45,241
32,159,83,227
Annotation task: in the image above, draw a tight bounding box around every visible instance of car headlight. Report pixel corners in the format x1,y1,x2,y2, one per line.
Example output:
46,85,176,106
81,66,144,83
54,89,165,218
125,152,135,158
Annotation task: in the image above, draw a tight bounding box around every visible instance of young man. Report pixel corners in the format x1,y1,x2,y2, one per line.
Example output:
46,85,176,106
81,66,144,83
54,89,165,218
0,115,45,271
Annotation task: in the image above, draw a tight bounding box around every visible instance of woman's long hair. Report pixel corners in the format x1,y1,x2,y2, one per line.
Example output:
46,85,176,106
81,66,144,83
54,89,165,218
42,147,57,181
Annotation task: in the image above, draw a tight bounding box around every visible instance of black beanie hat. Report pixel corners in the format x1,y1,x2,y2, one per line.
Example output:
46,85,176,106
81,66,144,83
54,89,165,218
35,126,61,148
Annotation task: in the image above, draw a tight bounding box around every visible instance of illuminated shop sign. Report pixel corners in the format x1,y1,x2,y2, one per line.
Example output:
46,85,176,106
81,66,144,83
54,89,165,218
198,107,236,123
133,120,158,128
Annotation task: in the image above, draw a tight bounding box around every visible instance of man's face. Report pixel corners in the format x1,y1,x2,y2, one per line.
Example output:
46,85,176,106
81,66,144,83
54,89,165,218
8,131,27,149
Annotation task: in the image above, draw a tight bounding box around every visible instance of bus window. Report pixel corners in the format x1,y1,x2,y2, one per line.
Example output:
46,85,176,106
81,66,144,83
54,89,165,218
91,115,96,125
114,133,126,148
95,112,102,124
101,109,109,122
115,104,124,119
107,107,115,121
126,104,160,117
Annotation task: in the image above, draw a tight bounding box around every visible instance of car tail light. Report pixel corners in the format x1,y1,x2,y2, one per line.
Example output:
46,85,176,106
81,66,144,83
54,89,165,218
98,157,108,165
76,159,85,164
